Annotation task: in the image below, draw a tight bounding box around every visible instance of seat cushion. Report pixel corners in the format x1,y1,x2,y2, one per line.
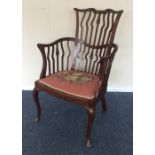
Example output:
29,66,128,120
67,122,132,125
38,70,100,99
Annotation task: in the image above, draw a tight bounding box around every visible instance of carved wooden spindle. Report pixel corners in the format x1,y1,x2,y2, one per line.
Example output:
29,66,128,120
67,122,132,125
47,46,51,75
91,48,99,74
102,12,110,45
106,12,114,45
67,40,71,70
84,11,91,43
93,13,101,45
88,48,94,73
84,46,90,72
80,12,86,41
60,41,65,71
98,13,106,46
89,13,96,45
95,47,107,75
56,43,59,72
51,45,55,74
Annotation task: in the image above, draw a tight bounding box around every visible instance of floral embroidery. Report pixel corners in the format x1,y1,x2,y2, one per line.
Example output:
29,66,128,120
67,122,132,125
53,70,94,84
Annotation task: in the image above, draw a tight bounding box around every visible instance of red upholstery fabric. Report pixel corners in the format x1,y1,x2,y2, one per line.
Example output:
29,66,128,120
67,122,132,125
38,70,100,99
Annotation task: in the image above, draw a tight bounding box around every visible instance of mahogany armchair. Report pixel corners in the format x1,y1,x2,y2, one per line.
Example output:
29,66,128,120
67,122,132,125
33,8,123,147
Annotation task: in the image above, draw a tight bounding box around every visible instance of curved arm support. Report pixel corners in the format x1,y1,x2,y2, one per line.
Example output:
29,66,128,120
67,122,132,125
37,37,76,48
37,45,47,79
96,43,118,98
37,37,76,78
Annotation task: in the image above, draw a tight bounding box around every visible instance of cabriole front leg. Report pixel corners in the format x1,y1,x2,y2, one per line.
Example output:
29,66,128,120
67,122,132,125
85,106,96,147
32,88,41,123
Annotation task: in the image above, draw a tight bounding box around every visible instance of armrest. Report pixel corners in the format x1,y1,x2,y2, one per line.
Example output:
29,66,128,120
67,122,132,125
97,43,118,97
99,43,118,65
37,37,76,48
37,37,77,79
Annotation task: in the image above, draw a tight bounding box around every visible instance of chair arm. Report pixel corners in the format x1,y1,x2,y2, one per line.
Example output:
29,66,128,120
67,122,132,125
99,43,118,65
37,37,76,48
37,37,77,79
97,43,118,98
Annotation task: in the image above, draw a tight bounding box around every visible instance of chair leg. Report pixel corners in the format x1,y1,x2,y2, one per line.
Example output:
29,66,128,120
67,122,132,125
85,106,96,148
32,88,41,123
101,95,107,112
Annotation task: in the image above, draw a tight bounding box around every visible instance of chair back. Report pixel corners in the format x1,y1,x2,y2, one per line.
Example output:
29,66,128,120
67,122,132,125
74,8,123,46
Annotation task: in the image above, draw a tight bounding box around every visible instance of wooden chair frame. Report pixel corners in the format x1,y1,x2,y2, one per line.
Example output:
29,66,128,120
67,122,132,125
33,8,123,147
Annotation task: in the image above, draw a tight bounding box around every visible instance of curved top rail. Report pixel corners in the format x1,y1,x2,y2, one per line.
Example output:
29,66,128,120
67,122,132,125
74,8,123,14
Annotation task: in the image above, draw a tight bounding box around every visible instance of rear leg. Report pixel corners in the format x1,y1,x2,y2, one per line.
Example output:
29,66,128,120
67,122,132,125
32,88,41,123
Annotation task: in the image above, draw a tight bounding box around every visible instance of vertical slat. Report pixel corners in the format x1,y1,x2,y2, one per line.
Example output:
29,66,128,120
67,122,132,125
83,12,92,55
47,46,51,75
109,12,123,44
60,41,65,71
75,10,79,44
80,12,86,41
67,40,71,70
56,43,59,72
95,49,103,75
91,49,99,74
88,13,96,45
51,45,55,74
83,12,96,70
98,14,106,46
84,11,91,43
84,46,89,72
93,13,101,45
102,11,110,45
86,13,101,72
106,12,115,45
88,48,95,73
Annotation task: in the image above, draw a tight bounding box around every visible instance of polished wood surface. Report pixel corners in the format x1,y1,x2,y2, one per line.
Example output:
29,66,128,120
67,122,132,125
33,8,123,147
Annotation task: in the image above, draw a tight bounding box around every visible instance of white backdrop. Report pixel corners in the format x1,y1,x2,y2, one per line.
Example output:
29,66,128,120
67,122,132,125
22,0,133,91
